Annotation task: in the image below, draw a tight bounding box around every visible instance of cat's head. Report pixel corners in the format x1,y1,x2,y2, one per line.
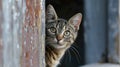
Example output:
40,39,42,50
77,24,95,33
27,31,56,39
46,5,82,49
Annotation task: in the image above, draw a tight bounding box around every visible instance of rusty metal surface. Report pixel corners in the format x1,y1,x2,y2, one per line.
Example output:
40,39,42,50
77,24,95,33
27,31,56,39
21,0,45,67
0,0,45,67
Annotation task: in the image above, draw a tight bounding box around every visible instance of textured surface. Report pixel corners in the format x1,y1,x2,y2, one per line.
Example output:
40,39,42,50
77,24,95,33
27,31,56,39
0,0,45,67
21,0,41,67
2,0,25,67
21,0,45,67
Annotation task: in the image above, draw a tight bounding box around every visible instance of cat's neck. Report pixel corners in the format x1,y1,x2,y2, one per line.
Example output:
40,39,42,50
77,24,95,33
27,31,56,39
45,45,67,67
46,45,66,54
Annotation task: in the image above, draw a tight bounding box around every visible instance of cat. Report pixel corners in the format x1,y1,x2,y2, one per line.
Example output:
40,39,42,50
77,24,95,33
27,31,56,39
45,4,82,67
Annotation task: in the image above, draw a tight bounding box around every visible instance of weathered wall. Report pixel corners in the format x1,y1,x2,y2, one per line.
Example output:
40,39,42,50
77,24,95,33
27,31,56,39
0,0,45,67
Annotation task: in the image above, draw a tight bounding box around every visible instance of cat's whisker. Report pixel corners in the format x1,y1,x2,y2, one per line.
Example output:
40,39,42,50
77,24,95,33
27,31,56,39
73,42,77,45
73,42,80,48
71,46,81,59
67,49,72,62
72,42,78,48
70,46,81,63
70,48,80,63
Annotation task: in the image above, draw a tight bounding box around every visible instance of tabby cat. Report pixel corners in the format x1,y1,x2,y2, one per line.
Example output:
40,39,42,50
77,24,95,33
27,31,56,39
45,4,82,67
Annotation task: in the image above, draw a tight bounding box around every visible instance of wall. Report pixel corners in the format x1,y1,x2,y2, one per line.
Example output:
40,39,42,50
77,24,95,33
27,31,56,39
0,0,45,67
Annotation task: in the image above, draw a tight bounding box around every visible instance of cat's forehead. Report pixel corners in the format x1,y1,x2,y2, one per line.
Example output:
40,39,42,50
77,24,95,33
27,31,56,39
56,19,67,28
46,18,69,28
57,19,67,23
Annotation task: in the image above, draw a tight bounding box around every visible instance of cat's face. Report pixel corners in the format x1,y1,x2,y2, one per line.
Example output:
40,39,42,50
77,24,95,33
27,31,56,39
46,5,82,49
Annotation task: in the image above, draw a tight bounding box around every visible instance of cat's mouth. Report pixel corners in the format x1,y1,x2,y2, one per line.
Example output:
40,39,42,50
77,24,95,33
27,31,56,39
54,42,67,49
57,42,63,46
56,40,65,46
48,41,63,46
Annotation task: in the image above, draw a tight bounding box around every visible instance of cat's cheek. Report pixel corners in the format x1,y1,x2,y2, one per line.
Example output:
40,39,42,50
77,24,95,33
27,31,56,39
53,38,57,43
59,39,64,45
69,38,74,44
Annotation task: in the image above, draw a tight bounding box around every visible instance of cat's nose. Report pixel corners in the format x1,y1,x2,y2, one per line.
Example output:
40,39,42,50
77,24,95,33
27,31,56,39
57,35,63,41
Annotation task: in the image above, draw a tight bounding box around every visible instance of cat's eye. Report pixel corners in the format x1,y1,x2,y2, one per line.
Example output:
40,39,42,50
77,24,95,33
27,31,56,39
64,31,70,36
49,27,56,33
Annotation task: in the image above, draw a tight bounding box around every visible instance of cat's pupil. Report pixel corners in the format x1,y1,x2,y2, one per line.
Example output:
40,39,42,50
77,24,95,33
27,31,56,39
50,27,56,33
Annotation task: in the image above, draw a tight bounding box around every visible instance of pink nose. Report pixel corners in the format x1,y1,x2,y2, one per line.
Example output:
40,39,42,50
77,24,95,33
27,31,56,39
57,35,63,41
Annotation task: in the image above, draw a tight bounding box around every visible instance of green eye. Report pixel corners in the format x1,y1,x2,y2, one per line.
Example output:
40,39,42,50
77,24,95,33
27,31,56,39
64,30,70,36
50,27,56,33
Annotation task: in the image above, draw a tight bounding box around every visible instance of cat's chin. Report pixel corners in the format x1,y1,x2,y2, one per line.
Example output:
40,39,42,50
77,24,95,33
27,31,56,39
51,44,67,49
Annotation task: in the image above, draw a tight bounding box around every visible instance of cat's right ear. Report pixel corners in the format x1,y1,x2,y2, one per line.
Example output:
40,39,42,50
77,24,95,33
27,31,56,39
68,13,82,31
46,4,58,20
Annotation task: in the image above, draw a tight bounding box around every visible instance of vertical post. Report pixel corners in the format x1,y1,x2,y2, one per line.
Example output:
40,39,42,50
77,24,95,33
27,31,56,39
39,0,45,66
21,0,45,67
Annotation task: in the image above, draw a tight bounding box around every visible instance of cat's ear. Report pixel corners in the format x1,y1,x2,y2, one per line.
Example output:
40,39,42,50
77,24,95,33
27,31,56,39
68,13,82,31
46,4,58,20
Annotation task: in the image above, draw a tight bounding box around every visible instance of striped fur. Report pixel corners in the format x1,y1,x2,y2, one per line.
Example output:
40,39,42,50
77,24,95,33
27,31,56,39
46,4,82,67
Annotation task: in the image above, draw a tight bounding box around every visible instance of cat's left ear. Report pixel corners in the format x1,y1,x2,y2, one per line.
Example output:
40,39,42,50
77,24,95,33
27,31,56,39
68,13,82,31
46,4,58,21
